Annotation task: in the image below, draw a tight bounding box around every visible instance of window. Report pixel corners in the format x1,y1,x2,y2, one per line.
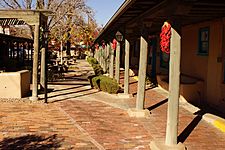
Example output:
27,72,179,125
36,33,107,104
198,27,209,55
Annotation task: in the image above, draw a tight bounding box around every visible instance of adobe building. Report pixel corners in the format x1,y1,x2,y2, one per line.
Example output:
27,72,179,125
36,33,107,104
94,0,225,149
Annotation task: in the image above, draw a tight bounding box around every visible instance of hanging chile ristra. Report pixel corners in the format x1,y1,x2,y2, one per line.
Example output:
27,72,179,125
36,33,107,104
112,39,117,50
95,43,99,50
160,22,171,54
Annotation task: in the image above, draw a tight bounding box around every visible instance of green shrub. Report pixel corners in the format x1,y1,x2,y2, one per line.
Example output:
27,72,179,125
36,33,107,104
92,64,104,76
91,75,119,94
92,75,101,89
87,57,98,65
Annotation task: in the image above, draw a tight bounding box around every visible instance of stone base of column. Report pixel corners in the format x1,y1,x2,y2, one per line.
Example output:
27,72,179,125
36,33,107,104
29,96,39,101
117,93,133,99
127,108,150,118
150,141,186,150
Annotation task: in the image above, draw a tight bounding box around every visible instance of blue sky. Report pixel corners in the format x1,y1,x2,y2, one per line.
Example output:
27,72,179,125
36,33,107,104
87,0,125,26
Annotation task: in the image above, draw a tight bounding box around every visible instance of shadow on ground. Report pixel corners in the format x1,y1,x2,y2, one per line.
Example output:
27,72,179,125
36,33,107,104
146,98,168,111
50,90,100,103
178,110,204,143
0,134,64,150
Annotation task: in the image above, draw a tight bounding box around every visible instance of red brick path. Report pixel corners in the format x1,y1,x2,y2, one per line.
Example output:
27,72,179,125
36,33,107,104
0,60,224,150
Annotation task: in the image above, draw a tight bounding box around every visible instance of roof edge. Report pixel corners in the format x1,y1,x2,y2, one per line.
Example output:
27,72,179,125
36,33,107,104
95,0,134,43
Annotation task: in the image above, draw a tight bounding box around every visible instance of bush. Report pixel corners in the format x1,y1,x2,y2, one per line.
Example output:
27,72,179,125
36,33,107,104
92,64,104,76
87,57,98,65
86,57,104,75
91,75,119,94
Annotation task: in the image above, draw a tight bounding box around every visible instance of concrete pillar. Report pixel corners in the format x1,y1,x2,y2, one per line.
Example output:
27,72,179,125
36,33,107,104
101,47,104,70
115,41,120,83
109,43,114,78
94,49,97,59
150,25,185,150
99,47,102,67
40,48,46,89
165,27,181,146
60,40,63,64
124,39,130,95
136,36,148,110
30,24,40,100
106,43,110,73
103,46,106,72
97,49,100,62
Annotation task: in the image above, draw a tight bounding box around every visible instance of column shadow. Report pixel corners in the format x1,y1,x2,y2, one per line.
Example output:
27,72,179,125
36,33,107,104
146,98,168,111
50,85,85,93
132,85,157,96
177,110,205,143
47,88,92,99
50,91,100,103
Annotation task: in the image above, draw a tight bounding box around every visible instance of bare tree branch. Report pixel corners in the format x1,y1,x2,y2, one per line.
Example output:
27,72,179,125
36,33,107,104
2,0,15,9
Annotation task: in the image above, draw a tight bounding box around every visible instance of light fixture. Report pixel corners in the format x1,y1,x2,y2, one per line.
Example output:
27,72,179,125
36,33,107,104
115,31,123,42
43,28,50,40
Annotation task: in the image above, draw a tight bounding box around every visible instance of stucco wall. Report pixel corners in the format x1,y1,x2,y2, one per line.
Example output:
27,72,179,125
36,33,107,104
0,70,30,98
181,19,225,111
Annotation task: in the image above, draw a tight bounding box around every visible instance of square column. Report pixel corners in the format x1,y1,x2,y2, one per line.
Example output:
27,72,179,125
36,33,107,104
136,36,148,110
150,27,185,150
115,41,120,83
165,27,181,145
99,47,103,68
103,45,107,72
106,43,110,73
124,39,130,95
109,43,114,78
40,48,46,90
127,36,150,118
30,24,40,101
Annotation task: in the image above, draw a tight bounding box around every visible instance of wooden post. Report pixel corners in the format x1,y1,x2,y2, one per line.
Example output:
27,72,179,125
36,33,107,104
30,24,40,100
40,48,45,89
97,49,100,62
95,49,97,60
109,43,114,78
115,41,120,83
136,36,148,110
124,39,130,94
106,43,110,73
165,27,181,146
99,47,102,67
103,46,106,72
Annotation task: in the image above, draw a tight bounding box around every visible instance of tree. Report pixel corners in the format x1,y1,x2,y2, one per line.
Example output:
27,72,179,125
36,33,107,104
0,0,98,56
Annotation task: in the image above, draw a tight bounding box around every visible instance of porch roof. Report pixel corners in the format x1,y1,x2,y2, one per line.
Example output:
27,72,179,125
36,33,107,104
0,33,33,42
95,0,225,43
0,9,52,26
0,18,26,26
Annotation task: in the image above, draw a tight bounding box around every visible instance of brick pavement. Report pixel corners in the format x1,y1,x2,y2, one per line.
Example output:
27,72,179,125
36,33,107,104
0,59,225,150
0,102,97,149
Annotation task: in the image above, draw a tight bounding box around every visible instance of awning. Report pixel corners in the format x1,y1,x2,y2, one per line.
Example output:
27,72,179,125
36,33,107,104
95,0,225,43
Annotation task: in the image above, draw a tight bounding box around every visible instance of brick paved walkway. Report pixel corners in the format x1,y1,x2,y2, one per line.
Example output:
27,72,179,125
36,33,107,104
0,59,224,150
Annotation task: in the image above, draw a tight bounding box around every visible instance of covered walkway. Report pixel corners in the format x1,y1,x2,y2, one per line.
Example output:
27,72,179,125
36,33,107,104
0,60,224,149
